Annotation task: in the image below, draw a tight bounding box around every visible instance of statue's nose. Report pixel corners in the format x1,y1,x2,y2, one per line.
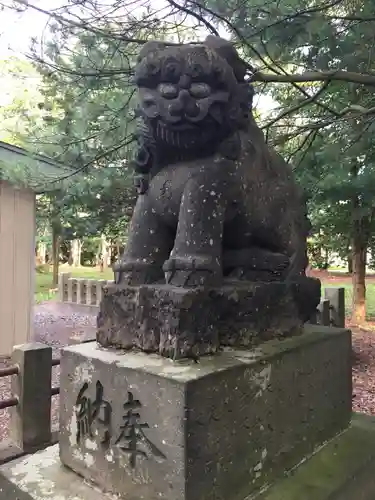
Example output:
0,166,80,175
179,89,190,105
179,90,200,118
168,90,199,119
168,100,183,117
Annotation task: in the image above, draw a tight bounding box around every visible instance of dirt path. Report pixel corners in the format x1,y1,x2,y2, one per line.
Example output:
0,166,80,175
34,301,97,350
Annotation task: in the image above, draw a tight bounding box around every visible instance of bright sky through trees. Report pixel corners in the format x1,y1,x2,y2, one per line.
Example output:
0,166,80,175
0,0,273,114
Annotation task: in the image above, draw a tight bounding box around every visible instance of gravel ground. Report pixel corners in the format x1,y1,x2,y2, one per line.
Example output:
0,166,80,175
352,328,375,414
0,302,97,443
0,301,375,445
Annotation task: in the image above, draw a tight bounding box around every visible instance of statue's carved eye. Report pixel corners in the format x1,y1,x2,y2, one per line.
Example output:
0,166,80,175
146,61,159,76
158,83,179,99
134,57,160,88
162,57,181,82
189,82,211,99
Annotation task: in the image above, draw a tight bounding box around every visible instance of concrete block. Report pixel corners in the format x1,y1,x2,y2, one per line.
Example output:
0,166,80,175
75,278,87,305
58,272,71,302
96,282,310,359
95,279,107,305
325,287,345,327
67,279,77,303
10,343,52,452
85,280,95,306
59,325,352,500
317,299,330,326
0,445,118,500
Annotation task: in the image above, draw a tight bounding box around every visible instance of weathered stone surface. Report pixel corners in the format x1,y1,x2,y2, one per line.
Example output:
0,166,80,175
325,287,346,328
0,415,372,499
10,343,52,452
100,36,321,356
0,445,118,500
5,416,375,500
96,281,318,358
60,325,351,500
116,36,313,289
255,414,375,500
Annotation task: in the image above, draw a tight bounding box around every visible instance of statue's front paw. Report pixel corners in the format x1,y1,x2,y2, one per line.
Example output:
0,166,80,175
163,255,222,287
113,259,163,285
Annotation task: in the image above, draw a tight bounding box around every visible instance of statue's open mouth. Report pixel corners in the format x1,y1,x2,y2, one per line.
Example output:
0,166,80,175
162,122,198,131
158,114,217,130
153,116,227,150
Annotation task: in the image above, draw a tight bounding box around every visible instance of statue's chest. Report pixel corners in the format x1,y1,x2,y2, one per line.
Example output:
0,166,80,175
148,162,208,216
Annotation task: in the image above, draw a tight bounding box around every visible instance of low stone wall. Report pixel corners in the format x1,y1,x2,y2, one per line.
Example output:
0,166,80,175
58,273,346,327
58,273,114,308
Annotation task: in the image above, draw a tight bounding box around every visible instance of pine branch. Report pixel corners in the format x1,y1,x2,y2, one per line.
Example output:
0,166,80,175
262,81,331,130
252,70,375,87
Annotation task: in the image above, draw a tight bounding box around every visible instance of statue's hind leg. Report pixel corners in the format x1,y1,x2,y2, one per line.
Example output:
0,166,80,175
223,247,291,281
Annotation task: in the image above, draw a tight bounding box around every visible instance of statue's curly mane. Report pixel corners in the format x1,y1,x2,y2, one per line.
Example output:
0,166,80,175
132,38,256,193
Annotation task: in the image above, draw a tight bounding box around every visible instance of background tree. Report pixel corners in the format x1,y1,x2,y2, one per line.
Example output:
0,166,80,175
3,0,375,321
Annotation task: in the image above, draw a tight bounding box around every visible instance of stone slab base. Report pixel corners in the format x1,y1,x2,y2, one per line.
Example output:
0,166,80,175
59,325,351,500
96,279,320,359
0,444,117,500
255,413,375,500
2,415,375,500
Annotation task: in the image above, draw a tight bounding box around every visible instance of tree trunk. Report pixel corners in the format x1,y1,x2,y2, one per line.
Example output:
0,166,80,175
52,226,60,287
352,236,367,324
101,234,109,270
70,239,82,267
350,157,368,324
348,254,353,274
37,241,47,264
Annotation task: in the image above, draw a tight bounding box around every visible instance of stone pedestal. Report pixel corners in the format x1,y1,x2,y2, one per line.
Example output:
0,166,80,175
96,280,320,359
6,416,375,500
59,325,351,500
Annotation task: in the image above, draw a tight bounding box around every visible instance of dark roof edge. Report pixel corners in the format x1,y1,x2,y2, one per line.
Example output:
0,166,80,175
0,140,75,171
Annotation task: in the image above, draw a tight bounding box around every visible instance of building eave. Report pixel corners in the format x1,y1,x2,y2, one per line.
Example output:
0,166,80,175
0,140,76,193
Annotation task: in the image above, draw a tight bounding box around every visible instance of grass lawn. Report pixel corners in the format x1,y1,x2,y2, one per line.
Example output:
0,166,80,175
35,265,375,320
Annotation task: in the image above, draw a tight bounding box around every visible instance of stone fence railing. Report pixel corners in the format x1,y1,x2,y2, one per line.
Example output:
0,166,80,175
58,272,114,307
58,273,346,328
310,287,346,328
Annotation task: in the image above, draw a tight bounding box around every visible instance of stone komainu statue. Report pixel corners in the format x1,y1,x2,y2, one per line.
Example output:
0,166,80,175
112,36,320,326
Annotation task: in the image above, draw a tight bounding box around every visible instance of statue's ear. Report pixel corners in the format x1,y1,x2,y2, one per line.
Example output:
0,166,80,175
138,41,167,62
204,36,247,82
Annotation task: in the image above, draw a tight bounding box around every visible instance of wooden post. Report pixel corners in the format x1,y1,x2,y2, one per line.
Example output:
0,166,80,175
10,343,52,452
325,287,345,328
